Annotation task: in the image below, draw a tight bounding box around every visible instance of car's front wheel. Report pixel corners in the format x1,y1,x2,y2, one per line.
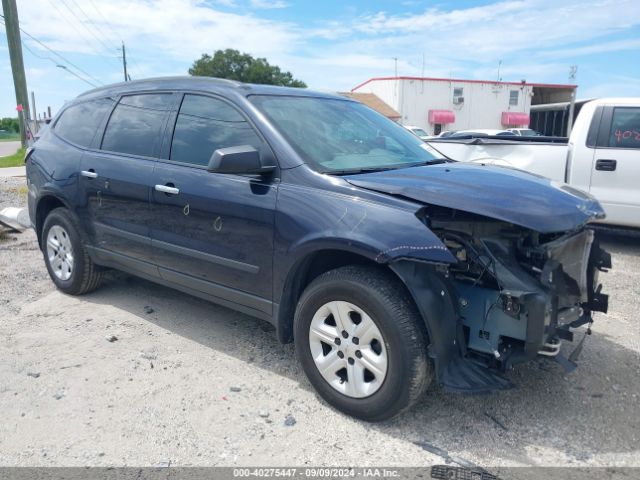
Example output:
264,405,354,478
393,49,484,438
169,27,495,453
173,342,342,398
42,207,103,295
294,265,432,421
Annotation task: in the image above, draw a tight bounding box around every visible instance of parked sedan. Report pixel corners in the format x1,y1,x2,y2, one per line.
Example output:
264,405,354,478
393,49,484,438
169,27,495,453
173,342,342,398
404,125,430,141
448,129,518,137
507,128,541,136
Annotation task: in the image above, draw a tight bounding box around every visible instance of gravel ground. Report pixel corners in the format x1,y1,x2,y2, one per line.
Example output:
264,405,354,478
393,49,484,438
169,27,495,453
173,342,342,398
1,176,639,469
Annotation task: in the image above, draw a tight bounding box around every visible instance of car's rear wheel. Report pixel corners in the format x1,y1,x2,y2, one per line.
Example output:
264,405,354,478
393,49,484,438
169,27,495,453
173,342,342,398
294,265,432,421
42,207,103,295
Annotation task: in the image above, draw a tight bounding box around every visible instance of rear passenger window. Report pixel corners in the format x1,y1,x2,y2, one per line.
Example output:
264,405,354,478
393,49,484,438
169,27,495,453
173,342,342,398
608,107,640,149
170,94,261,166
101,94,173,157
54,98,114,147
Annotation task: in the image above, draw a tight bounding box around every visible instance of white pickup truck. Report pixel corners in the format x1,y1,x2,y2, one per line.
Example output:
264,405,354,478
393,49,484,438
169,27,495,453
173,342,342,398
427,98,640,229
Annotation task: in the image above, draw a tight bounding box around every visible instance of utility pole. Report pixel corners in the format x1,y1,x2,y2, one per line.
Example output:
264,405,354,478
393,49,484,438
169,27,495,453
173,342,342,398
121,41,128,82
566,65,578,136
2,0,31,146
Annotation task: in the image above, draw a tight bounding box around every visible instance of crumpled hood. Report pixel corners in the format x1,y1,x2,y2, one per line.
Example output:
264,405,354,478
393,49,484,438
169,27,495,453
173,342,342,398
345,162,604,233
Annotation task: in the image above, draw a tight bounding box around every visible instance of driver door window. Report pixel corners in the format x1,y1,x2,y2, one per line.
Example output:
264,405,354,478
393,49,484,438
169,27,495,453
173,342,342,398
170,94,262,166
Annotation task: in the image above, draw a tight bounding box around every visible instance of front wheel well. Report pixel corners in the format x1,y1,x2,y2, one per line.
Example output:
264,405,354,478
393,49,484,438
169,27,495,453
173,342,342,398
276,249,418,344
35,196,66,248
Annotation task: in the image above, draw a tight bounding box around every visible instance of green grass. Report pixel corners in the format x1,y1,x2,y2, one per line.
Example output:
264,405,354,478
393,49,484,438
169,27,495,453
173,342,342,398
0,147,25,168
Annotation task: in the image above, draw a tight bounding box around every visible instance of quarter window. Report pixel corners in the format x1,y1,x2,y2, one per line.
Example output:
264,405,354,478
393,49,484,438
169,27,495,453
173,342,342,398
170,94,261,166
101,94,173,157
54,98,114,148
509,90,519,106
608,107,640,149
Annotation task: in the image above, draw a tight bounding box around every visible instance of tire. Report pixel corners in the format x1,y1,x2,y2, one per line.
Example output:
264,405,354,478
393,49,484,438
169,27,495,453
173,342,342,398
41,207,103,295
294,265,432,421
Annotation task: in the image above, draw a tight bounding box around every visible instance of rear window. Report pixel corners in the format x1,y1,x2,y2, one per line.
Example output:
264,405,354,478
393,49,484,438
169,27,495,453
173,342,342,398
54,98,114,147
101,94,173,157
608,107,640,149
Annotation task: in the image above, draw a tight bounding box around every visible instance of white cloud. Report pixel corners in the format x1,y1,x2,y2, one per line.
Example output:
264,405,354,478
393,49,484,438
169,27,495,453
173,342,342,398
5,0,640,117
342,0,640,63
249,0,289,9
18,0,299,60
546,39,640,59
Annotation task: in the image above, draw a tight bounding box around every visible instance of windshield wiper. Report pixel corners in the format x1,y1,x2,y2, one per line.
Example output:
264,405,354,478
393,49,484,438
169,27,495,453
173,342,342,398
405,158,452,167
327,159,452,175
326,166,404,175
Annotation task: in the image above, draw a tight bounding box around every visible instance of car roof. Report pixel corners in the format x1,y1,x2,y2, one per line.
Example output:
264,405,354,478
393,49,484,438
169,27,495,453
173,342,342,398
586,97,640,106
76,76,350,102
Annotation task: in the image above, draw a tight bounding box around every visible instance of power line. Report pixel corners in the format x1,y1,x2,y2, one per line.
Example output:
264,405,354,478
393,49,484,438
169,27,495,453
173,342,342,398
0,14,104,86
84,0,143,80
57,0,116,54
45,0,120,66
67,0,120,51
86,0,122,41
20,38,99,87
20,38,51,60
57,64,99,88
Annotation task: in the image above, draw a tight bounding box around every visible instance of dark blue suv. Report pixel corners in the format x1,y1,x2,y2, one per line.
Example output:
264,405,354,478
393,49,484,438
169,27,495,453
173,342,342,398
26,77,610,420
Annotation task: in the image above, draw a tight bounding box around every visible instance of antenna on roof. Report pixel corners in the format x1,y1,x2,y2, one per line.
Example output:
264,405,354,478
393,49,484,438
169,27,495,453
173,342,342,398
497,60,502,82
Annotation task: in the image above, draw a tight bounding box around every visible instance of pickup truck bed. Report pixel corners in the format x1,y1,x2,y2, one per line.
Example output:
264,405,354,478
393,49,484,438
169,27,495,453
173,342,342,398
428,136,570,183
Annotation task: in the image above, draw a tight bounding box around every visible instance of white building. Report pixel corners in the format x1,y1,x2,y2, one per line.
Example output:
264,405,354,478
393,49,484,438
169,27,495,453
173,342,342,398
351,76,576,135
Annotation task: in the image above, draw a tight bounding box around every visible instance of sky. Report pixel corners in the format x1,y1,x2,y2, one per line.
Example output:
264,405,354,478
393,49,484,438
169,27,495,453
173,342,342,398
1,0,640,118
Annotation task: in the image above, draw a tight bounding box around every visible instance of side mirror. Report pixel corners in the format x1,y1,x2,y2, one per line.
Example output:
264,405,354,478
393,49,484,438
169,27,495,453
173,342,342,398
207,145,276,175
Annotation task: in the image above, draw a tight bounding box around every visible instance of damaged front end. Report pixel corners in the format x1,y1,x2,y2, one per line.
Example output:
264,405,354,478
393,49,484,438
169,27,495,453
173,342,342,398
346,163,612,393
394,206,611,394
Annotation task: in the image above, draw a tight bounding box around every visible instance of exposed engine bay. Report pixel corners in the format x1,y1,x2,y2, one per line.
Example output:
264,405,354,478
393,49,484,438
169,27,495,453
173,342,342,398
423,207,612,375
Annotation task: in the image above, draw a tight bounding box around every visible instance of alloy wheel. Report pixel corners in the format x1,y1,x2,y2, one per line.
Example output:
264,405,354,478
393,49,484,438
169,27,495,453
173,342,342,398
46,225,74,281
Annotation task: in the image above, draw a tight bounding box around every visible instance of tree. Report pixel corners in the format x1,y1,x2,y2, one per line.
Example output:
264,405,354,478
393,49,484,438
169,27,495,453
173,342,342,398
0,117,19,132
189,49,306,88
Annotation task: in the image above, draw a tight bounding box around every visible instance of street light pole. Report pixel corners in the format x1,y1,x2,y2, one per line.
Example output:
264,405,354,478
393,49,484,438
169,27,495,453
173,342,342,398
56,64,98,88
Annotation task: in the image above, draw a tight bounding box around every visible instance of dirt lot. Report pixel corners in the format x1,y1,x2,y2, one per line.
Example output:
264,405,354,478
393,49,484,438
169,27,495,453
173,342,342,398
1,175,639,469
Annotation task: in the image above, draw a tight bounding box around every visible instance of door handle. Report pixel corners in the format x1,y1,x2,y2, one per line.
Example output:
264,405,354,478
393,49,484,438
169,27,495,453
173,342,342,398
155,184,180,195
81,170,98,179
595,159,617,171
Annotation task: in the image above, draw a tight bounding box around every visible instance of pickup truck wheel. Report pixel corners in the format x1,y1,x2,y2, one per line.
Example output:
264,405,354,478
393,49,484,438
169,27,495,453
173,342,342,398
294,265,432,421
42,208,103,295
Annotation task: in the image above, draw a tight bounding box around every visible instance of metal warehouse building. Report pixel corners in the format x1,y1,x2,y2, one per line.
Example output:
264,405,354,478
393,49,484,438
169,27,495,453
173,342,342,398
351,76,577,136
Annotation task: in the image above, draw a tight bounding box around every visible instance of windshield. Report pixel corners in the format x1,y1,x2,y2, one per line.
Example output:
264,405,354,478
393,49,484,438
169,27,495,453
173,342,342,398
250,95,444,173
411,128,429,137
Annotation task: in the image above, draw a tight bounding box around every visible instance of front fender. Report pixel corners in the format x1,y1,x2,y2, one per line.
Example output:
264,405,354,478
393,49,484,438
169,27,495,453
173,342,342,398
276,185,456,269
272,184,457,343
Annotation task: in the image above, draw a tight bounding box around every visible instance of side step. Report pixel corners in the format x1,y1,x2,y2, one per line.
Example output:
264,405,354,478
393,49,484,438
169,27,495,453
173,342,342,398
441,357,513,394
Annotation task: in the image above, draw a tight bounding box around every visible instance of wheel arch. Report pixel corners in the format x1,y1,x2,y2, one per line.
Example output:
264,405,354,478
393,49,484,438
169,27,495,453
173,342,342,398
275,247,429,346
35,194,69,249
